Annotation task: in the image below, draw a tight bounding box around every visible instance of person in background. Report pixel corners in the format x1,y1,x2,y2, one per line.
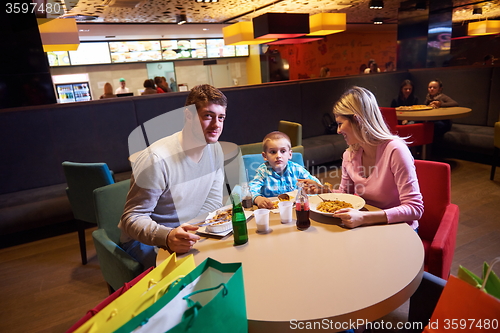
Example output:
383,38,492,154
170,78,178,92
100,82,116,99
425,79,458,137
119,84,227,269
141,79,157,95
391,80,418,107
249,131,327,209
319,67,331,78
364,59,380,73
154,76,170,93
483,54,495,65
331,86,423,230
384,61,395,72
425,79,458,109
367,62,380,74
161,77,173,92
115,78,129,94
154,77,165,93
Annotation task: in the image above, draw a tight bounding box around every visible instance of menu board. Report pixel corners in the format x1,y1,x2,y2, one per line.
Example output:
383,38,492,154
69,42,112,65
51,39,249,66
235,45,249,57
47,51,70,66
161,39,207,59
109,41,162,63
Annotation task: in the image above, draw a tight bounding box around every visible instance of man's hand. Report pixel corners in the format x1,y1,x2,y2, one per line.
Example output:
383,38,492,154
254,196,275,209
167,223,201,254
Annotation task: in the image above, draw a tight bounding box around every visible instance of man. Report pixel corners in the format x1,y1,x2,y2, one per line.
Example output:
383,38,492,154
119,84,227,268
115,78,130,94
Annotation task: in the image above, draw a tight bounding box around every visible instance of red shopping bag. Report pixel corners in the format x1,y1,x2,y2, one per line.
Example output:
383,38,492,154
65,267,154,333
423,275,500,332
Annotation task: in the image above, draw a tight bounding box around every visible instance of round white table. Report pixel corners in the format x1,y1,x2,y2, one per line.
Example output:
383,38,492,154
396,106,472,121
157,208,424,332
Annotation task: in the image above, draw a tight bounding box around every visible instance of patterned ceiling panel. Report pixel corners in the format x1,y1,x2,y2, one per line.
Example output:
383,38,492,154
64,0,500,24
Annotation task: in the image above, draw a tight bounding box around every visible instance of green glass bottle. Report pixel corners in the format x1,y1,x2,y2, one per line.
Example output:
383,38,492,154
231,194,248,245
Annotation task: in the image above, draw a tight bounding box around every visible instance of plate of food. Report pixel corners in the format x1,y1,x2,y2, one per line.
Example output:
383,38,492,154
270,190,296,212
395,105,433,111
197,205,253,236
309,193,365,217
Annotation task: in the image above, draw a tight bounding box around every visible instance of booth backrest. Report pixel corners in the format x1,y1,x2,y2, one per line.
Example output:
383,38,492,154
0,98,136,194
1,66,498,195
408,66,500,127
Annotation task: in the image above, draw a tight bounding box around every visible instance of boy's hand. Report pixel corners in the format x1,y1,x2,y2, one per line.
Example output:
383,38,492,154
254,196,275,209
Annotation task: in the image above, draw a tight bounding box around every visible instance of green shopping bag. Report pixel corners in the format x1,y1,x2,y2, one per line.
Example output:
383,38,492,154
458,257,500,300
114,258,247,333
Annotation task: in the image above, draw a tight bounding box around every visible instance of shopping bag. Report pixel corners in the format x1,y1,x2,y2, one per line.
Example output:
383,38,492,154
65,266,154,333
74,253,196,333
424,259,500,333
458,257,500,300
115,257,247,333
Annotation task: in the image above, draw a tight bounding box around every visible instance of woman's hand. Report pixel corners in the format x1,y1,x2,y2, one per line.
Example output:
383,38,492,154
333,208,365,228
254,196,275,209
333,208,388,228
298,179,330,194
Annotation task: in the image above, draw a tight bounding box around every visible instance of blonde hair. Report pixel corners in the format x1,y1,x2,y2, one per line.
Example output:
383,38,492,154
262,131,291,152
333,86,401,151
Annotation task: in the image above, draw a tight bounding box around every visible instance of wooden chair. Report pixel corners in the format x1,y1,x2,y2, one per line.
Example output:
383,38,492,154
415,160,459,279
380,107,434,159
62,161,115,265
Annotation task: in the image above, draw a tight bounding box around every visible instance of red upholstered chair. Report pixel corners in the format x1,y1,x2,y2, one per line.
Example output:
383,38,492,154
379,107,434,157
414,160,460,279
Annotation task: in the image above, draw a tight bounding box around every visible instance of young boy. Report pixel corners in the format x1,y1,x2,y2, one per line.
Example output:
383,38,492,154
249,131,325,209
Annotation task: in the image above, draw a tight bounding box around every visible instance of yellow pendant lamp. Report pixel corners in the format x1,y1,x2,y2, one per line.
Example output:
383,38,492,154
37,18,80,52
308,13,346,36
468,20,500,36
223,21,276,45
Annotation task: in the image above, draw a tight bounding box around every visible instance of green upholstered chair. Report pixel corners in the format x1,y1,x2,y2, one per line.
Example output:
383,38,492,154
62,161,115,265
239,120,304,156
92,179,143,293
490,121,500,180
243,152,305,181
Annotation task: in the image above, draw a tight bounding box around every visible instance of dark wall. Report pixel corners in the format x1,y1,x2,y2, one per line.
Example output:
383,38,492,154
0,1,56,109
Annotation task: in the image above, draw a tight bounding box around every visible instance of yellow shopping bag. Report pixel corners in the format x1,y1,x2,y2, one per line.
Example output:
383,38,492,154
75,253,195,333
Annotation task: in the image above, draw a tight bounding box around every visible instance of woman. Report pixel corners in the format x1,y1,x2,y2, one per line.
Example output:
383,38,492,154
141,79,157,95
331,86,423,230
391,80,418,107
154,76,166,93
99,82,116,99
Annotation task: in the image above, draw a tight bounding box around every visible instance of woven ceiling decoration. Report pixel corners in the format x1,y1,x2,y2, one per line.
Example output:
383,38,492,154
64,0,500,24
